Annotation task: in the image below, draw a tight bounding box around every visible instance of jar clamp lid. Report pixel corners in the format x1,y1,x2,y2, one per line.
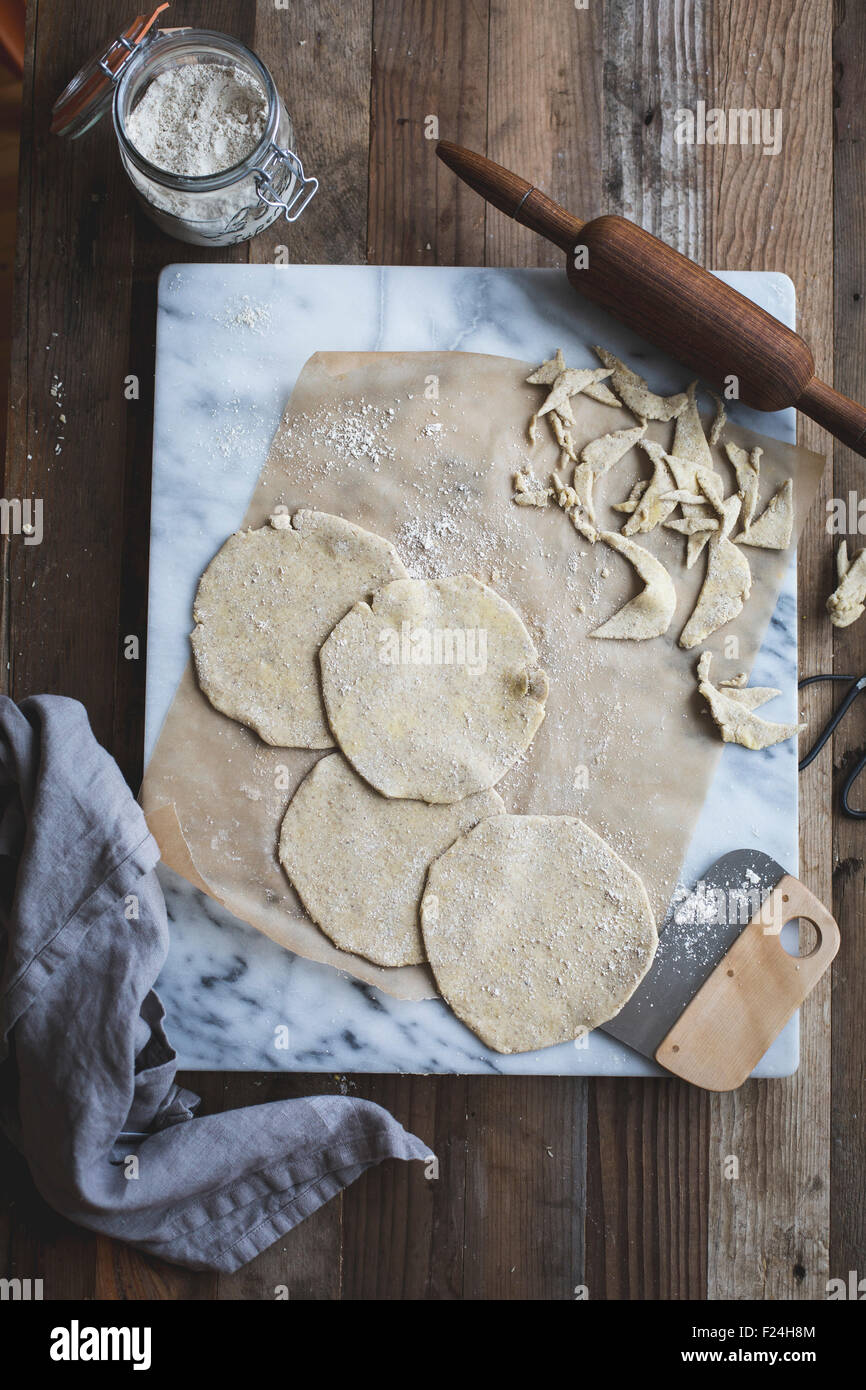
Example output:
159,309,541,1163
50,4,170,138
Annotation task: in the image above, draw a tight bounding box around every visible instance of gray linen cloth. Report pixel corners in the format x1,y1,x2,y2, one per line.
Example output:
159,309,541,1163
0,694,429,1272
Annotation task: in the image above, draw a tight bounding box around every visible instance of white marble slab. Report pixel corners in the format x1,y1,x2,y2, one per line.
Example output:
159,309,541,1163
147,264,800,1076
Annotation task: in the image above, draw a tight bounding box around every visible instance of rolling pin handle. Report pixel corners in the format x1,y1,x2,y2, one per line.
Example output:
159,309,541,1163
797,377,866,458
435,141,584,252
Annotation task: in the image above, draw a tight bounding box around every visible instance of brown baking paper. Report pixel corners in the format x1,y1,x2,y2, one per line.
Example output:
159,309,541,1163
140,351,825,1000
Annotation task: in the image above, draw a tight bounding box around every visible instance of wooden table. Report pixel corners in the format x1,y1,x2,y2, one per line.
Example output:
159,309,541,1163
2,0,862,1301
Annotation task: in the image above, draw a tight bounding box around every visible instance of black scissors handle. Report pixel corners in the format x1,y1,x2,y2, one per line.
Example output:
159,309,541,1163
798,674,866,819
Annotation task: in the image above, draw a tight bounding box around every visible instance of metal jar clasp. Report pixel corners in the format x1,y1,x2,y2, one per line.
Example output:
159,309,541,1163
253,144,318,222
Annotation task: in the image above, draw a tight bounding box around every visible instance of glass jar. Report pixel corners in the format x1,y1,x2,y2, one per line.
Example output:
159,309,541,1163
52,8,317,246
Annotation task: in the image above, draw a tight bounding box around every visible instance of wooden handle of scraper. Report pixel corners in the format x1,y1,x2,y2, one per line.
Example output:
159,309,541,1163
655,875,840,1091
436,143,866,457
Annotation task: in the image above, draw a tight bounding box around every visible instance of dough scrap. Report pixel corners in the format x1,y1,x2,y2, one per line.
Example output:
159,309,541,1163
512,466,552,507
537,367,615,424
708,392,727,446
191,510,408,748
526,349,566,386
567,422,648,541
590,530,677,640
612,477,649,514
664,514,718,536
526,347,620,407
420,814,658,1053
679,487,752,649
696,652,780,709
552,468,596,542
827,539,866,627
550,410,578,458
622,439,679,535
593,346,688,421
319,574,548,803
672,383,713,470
584,379,623,408
697,652,804,749
279,753,503,967
736,478,794,550
579,421,647,474
725,440,762,532
671,384,716,566
660,488,707,506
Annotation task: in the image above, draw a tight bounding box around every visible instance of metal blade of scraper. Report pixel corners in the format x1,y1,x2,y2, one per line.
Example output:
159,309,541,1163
601,849,786,1061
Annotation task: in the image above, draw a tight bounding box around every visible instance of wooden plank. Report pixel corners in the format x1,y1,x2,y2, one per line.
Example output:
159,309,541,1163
368,0,490,268
829,0,866,1287
461,1077,586,1300
3,0,135,753
602,0,708,249
487,0,603,263
705,0,835,1301
103,0,375,1299
214,0,377,1301
0,68,21,465
586,0,710,1303
586,1079,708,1299
250,0,373,268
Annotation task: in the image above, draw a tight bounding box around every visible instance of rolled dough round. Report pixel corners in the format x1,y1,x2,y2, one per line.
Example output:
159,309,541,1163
191,510,407,748
420,815,658,1053
319,575,548,803
279,753,504,967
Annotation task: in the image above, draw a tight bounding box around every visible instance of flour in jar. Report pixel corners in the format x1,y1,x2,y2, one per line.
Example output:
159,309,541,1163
126,62,268,176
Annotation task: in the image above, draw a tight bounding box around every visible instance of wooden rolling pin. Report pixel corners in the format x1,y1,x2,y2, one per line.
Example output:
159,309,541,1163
436,141,866,459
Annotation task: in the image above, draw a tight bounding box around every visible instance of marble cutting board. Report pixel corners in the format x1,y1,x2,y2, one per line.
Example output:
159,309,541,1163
147,263,801,1077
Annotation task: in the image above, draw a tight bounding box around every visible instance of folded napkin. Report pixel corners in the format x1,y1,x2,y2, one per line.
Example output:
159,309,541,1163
0,695,429,1272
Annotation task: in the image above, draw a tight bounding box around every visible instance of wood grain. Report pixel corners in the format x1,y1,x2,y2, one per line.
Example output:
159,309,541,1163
250,0,373,268
369,0,490,267
829,0,866,1287
705,0,835,1302
486,0,603,262
586,1078,708,1300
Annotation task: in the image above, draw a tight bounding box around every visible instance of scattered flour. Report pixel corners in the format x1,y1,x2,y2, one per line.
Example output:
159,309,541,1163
218,295,272,333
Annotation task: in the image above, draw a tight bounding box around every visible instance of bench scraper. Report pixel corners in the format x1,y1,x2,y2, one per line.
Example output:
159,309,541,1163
602,849,839,1090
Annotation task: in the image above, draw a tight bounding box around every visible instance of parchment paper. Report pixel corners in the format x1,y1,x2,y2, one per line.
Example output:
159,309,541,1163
140,351,825,1001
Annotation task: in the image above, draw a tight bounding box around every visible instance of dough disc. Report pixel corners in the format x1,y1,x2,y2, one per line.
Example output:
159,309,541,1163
191,510,407,748
319,574,548,803
420,815,658,1053
279,753,504,966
